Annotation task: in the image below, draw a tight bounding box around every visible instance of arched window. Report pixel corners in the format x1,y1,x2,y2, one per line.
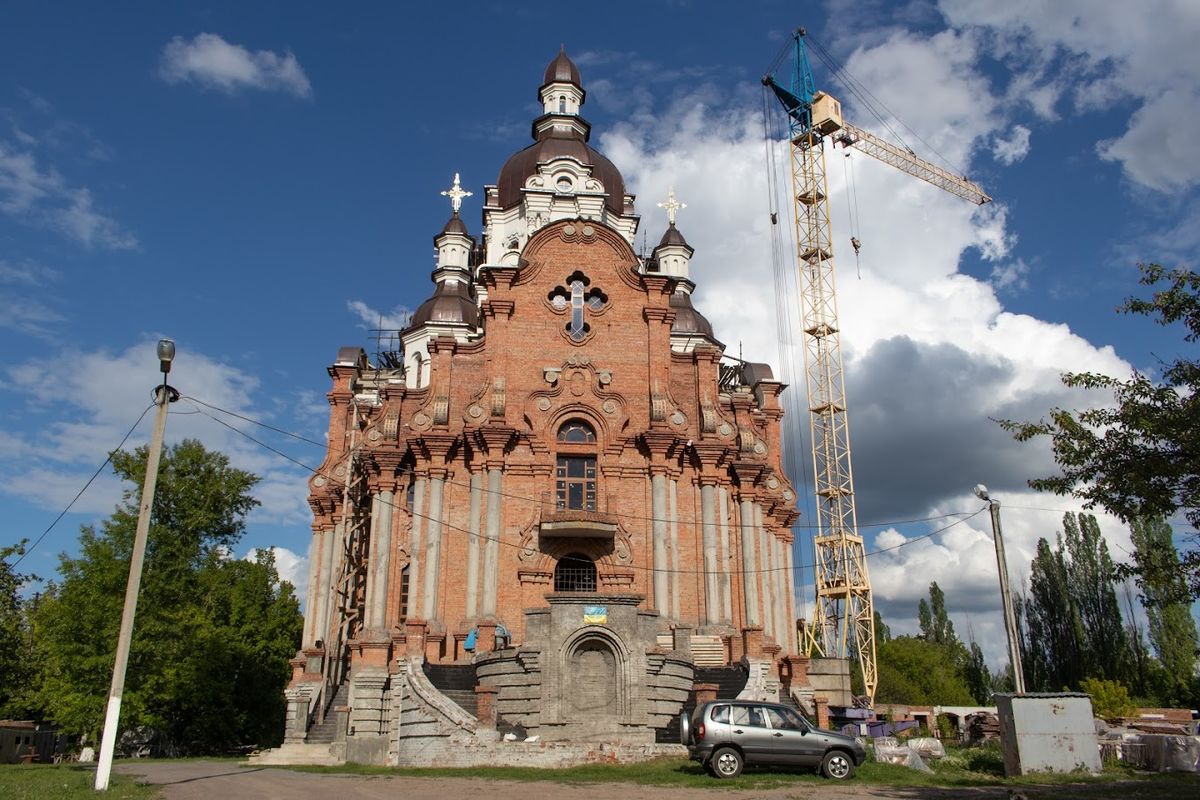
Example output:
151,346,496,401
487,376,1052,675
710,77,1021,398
398,564,410,620
554,553,597,592
556,420,597,510
558,95,566,113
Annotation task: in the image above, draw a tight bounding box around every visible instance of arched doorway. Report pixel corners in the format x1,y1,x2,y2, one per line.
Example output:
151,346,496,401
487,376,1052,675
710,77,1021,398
554,553,596,593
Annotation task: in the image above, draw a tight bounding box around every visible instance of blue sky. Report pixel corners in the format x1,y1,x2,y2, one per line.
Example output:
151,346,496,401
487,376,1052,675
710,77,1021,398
2,1,1197,665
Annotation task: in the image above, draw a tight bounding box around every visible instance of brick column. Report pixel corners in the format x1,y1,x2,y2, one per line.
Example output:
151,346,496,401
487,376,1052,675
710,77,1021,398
421,467,447,623
700,480,720,626
407,473,428,619
814,695,830,730
718,486,733,623
742,625,764,659
693,683,719,706
475,685,499,727
475,619,498,654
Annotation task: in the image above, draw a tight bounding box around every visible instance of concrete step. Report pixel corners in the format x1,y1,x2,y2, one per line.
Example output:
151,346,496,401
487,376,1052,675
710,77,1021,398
248,742,344,766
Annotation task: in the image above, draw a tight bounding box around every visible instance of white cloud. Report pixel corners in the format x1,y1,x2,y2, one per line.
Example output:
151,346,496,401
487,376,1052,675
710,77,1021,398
159,33,312,98
0,141,136,249
347,300,412,332
940,0,1200,193
2,340,314,526
596,26,1136,667
991,124,1031,165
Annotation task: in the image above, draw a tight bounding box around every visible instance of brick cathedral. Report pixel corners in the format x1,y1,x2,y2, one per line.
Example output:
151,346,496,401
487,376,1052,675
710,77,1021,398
273,48,814,767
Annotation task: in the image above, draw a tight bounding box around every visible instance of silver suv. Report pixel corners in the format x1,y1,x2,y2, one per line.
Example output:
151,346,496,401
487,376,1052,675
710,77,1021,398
682,700,867,779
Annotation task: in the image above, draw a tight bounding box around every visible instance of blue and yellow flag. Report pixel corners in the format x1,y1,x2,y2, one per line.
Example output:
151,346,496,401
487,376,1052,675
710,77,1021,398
583,605,608,624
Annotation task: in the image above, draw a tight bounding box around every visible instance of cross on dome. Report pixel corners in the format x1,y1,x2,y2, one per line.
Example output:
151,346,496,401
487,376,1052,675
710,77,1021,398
441,173,473,214
658,187,686,226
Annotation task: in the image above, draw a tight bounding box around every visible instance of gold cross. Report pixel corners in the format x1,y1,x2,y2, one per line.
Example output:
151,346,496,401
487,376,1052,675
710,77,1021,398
440,172,473,214
657,187,686,226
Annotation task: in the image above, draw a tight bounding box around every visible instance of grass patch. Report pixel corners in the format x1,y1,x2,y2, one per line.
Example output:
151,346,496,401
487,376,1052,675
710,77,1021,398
0,764,158,800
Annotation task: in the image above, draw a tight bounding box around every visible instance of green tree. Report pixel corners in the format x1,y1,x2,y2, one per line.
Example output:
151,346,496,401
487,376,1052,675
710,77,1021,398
963,640,994,705
1129,516,1198,702
917,582,956,646
1001,264,1200,596
875,636,974,705
27,439,302,752
1080,677,1136,718
1062,514,1129,682
0,542,34,717
1021,536,1083,691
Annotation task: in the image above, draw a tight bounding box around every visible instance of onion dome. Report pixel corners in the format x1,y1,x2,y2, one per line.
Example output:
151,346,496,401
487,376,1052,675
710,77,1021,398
497,135,626,214
543,45,581,88
657,222,691,250
407,280,479,330
439,211,470,238
669,290,714,339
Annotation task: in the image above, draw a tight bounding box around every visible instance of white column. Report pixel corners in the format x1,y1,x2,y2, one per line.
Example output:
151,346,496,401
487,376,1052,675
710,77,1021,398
669,477,681,620
785,537,797,654
718,487,733,623
370,489,395,629
303,531,321,646
481,466,503,616
739,497,760,627
363,493,382,626
408,476,427,619
756,504,775,642
465,470,484,619
651,472,669,613
422,474,446,622
319,520,341,645
700,483,720,627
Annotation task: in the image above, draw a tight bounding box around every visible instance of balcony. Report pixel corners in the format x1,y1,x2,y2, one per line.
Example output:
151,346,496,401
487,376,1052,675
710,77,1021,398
539,494,618,539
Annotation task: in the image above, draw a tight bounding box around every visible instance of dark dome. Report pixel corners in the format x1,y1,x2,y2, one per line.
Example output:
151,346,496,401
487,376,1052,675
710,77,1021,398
407,280,479,330
496,128,626,215
657,223,691,249
543,46,581,87
669,291,715,339
438,212,470,238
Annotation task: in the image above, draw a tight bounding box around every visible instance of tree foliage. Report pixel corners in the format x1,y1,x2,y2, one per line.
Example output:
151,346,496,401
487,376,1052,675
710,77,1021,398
0,542,34,717
1128,517,1198,703
1018,514,1133,692
25,439,302,753
877,583,982,705
1000,264,1200,596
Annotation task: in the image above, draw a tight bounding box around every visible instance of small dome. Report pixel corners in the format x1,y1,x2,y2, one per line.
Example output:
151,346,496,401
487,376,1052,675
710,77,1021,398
438,212,470,238
669,291,714,339
543,46,581,87
407,280,479,330
657,223,691,249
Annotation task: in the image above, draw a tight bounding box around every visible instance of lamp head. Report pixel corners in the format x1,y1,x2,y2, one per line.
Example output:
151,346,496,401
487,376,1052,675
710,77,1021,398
973,484,990,502
157,339,176,375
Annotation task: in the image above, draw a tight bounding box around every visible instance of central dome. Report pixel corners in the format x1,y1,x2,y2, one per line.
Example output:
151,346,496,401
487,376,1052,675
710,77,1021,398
495,48,627,216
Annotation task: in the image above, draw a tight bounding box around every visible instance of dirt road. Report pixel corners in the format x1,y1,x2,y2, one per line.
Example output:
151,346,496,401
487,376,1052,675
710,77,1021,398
116,760,1195,800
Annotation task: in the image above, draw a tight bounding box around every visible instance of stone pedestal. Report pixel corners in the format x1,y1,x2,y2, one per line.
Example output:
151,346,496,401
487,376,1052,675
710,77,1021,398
779,654,811,688
283,684,315,744
425,632,446,663
671,624,693,656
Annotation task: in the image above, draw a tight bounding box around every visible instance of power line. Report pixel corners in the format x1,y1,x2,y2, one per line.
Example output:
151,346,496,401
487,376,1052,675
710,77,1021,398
12,404,155,569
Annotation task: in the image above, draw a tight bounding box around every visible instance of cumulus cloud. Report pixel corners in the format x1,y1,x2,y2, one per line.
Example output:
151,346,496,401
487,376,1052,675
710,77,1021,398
159,33,312,98
594,26,1136,664
992,124,1031,165
940,0,1200,193
0,141,136,249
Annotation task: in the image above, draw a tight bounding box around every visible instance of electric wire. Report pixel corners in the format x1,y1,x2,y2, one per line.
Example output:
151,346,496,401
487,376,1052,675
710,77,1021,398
11,403,155,569
187,394,991,577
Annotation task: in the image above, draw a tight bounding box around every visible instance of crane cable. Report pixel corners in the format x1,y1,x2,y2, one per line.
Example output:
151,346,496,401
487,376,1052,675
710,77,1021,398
761,80,817,623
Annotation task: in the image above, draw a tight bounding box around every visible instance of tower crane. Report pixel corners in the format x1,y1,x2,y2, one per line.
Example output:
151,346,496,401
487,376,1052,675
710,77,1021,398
763,28,990,703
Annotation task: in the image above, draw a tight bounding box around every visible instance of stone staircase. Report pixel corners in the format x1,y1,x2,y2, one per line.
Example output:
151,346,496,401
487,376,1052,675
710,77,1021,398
661,664,750,743
305,682,349,744
422,662,479,718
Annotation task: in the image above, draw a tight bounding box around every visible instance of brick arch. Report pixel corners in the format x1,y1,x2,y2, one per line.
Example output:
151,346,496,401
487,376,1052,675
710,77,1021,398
548,405,608,449
531,538,621,587
558,626,632,719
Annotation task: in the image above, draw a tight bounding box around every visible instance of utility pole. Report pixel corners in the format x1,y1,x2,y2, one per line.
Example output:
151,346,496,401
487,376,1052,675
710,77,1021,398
95,340,177,791
974,484,1026,694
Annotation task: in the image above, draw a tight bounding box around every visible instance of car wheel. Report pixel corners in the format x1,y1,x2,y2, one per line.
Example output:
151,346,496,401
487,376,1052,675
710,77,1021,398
711,747,743,779
820,749,855,780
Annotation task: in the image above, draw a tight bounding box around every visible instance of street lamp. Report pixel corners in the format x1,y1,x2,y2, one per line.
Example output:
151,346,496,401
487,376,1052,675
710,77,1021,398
974,484,1026,694
95,340,178,791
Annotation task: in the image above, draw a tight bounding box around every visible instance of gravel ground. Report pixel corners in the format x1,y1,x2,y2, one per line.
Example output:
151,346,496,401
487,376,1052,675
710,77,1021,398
116,760,1199,800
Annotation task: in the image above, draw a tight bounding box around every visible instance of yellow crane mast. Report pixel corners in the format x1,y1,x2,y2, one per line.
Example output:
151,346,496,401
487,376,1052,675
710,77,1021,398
764,27,990,704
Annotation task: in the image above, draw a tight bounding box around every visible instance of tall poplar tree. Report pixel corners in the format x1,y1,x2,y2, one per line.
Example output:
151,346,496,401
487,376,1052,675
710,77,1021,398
1063,513,1129,682
1129,517,1198,702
